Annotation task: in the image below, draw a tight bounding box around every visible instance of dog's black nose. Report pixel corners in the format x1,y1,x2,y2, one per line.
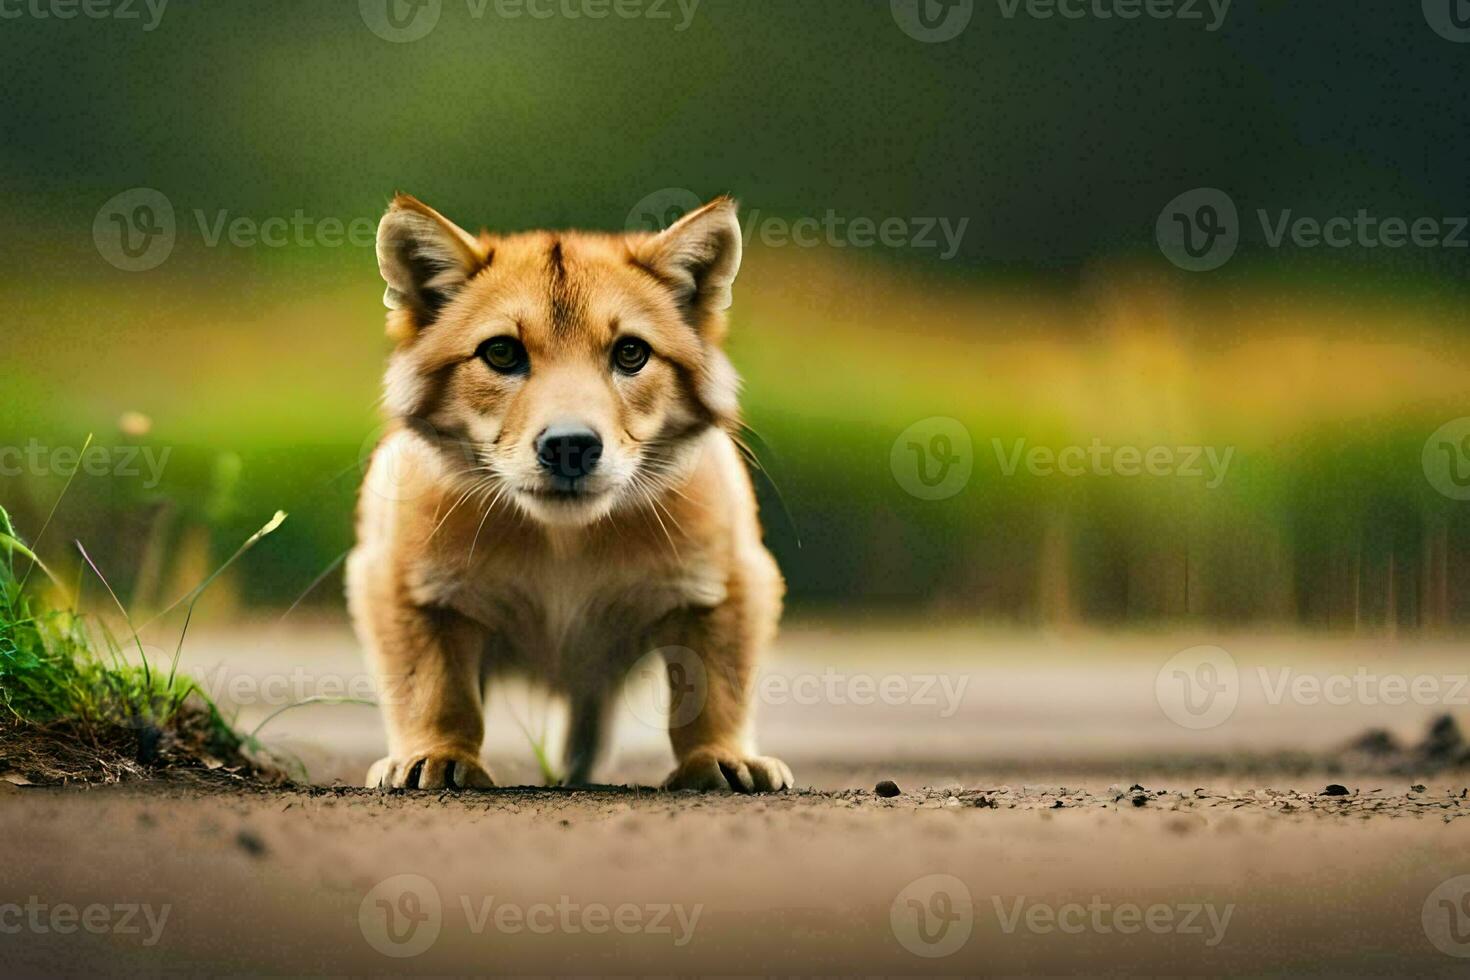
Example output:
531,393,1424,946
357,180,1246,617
536,425,603,480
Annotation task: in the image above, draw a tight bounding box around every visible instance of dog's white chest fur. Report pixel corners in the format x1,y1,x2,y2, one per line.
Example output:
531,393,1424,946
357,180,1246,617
409,540,727,678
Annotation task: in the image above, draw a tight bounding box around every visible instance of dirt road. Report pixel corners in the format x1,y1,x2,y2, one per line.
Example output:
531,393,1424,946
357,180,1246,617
4,774,1469,974
6,621,1470,973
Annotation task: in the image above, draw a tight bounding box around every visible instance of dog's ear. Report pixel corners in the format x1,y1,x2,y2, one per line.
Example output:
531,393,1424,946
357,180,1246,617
376,194,487,336
634,196,743,324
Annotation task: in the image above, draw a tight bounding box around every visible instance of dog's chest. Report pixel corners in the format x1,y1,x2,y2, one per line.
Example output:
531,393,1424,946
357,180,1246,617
411,548,727,665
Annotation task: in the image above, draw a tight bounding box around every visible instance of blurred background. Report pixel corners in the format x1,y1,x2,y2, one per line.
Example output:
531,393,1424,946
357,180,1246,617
4,0,1470,639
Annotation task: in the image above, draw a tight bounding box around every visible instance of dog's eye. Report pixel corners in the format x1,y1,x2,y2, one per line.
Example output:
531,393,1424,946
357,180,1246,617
612,338,651,375
478,337,528,374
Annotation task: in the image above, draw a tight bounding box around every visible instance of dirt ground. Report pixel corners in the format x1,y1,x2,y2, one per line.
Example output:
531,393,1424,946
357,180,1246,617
5,621,1470,974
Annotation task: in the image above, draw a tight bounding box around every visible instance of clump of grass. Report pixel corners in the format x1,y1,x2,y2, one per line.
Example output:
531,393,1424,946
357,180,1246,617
0,504,284,783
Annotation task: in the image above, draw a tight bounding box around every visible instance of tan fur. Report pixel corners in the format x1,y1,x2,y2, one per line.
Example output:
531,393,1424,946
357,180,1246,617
347,194,790,792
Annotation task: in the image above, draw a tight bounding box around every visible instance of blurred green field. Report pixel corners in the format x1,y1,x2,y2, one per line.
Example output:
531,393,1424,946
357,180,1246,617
5,240,1470,628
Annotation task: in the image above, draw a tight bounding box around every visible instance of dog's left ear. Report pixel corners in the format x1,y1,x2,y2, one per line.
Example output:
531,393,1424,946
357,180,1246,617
635,196,743,323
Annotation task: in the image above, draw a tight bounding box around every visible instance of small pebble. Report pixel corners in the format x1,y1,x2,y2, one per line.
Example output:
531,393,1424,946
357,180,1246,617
235,830,266,858
1322,784,1351,797
875,780,901,798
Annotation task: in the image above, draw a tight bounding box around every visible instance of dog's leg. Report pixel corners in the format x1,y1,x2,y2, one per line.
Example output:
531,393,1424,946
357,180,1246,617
562,690,611,786
361,602,495,790
661,603,792,793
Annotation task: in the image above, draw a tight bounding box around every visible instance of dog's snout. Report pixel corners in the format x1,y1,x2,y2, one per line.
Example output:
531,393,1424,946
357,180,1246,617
536,424,603,480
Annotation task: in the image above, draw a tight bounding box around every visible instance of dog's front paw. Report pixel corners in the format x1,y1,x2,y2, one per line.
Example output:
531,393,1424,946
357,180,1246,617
665,749,793,793
366,751,495,790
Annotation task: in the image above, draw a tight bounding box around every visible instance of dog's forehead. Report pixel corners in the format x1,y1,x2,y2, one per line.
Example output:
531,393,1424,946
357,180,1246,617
458,231,674,347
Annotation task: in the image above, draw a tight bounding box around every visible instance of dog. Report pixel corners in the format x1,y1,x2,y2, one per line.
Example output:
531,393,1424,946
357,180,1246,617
346,193,791,792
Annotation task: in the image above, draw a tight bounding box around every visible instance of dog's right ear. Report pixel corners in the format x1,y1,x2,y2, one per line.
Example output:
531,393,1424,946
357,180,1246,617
376,194,487,338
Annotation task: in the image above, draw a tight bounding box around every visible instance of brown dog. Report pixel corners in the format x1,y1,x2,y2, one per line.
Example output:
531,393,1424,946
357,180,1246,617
346,194,790,792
